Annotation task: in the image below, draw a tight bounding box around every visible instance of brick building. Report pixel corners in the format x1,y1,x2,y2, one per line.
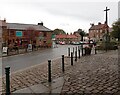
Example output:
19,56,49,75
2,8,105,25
56,33,80,44
89,22,109,42
1,19,53,48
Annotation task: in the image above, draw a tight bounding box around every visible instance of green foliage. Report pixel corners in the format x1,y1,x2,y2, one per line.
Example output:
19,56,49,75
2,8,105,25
96,41,118,50
77,29,86,41
53,28,66,35
111,19,120,41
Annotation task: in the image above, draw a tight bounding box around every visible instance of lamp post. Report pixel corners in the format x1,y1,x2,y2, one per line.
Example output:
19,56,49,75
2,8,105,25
104,7,110,52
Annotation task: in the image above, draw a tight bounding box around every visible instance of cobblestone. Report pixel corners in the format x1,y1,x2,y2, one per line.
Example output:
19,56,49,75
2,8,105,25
1,50,120,94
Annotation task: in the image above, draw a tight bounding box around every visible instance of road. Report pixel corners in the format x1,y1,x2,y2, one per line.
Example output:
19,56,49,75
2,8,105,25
2,45,80,75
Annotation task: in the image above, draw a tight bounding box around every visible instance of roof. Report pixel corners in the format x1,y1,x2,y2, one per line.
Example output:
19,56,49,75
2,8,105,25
67,35,78,39
6,23,52,32
73,32,81,37
56,34,78,39
89,24,108,30
56,34,67,39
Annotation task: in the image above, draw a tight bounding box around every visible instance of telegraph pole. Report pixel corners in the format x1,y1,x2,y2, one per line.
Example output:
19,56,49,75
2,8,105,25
104,7,110,51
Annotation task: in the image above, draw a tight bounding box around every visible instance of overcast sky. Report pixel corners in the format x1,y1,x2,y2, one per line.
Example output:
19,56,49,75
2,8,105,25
0,0,119,33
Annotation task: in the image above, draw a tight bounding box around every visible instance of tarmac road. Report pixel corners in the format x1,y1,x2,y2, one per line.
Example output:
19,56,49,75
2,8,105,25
2,45,79,75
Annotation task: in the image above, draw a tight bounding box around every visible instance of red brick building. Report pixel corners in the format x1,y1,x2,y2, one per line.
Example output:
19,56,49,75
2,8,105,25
89,22,109,42
56,33,80,44
1,19,53,48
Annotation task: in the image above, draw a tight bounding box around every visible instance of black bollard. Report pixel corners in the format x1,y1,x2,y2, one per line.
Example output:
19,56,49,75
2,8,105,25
81,44,84,56
25,45,27,52
78,46,80,51
5,66,10,95
62,55,65,72
68,48,70,57
76,47,77,56
95,47,97,54
48,60,52,82
17,48,19,54
71,52,73,66
73,47,74,55
78,49,80,59
76,47,77,51
75,51,77,61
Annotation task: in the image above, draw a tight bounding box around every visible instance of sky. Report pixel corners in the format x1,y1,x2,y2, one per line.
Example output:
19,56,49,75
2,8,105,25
0,0,119,33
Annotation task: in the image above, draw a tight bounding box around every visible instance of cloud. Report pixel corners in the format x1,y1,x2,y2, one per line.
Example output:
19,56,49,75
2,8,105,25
0,0,118,33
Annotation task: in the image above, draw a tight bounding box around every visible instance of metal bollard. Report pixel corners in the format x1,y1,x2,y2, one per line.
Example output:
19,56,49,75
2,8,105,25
95,47,97,54
62,55,65,72
73,47,74,55
78,46,80,51
71,52,73,66
76,47,77,57
76,47,77,51
68,48,70,57
75,51,77,61
25,46,27,52
17,48,19,54
5,66,10,95
7,49,9,56
81,45,84,56
78,49,80,59
48,60,52,82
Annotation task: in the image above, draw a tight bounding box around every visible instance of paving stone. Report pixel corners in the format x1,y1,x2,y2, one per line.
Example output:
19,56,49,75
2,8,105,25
12,87,32,93
1,50,120,94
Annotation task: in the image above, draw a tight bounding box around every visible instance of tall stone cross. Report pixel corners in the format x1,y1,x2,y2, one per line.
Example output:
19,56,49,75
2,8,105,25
104,7,110,25
104,7,110,51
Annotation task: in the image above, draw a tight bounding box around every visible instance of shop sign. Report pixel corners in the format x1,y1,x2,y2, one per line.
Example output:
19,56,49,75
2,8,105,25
16,31,23,37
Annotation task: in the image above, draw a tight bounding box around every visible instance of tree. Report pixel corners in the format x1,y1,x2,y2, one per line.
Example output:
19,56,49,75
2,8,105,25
77,29,86,41
53,28,66,35
111,19,120,41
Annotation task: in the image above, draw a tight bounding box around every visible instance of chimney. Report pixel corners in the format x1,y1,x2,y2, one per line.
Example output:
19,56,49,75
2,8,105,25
38,21,43,26
104,21,107,24
70,33,72,35
90,23,94,27
3,18,6,22
98,22,101,25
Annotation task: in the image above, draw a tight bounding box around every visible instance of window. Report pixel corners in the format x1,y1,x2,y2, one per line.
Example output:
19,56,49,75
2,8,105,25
10,31,14,36
24,31,28,36
43,32,47,37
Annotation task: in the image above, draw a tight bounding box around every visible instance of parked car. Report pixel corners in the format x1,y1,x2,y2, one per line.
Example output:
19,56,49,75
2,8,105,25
71,42,80,45
59,41,65,45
